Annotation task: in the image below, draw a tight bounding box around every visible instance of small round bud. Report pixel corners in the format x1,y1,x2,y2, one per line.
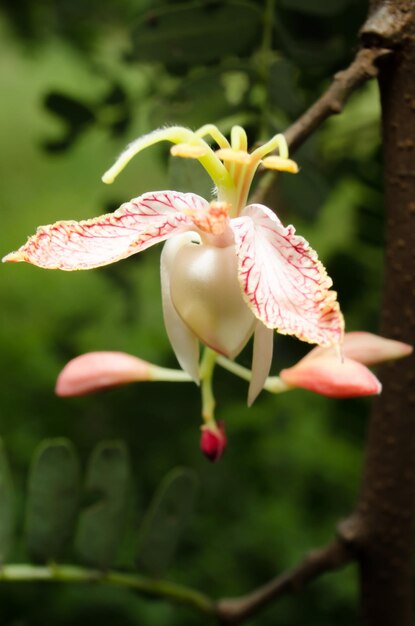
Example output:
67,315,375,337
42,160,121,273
200,421,227,462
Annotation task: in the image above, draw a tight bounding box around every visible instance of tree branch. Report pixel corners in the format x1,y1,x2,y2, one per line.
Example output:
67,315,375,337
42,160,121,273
215,537,353,625
251,46,390,205
0,564,215,617
284,46,390,153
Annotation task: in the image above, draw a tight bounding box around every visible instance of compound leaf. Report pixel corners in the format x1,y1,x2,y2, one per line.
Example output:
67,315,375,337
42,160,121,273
26,439,80,562
136,467,198,576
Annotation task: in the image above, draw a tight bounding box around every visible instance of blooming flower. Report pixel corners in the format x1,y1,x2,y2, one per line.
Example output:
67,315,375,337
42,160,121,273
3,124,348,457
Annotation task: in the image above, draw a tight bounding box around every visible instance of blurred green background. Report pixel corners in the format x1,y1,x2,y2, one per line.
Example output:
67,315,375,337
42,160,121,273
0,0,384,624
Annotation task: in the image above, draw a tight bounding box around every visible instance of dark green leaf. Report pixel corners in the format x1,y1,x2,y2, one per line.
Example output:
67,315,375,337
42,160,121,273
130,1,262,68
268,59,304,116
42,91,96,152
168,156,213,198
101,83,132,137
26,439,80,562
0,441,15,561
136,467,198,576
75,441,130,570
42,132,81,154
280,0,351,16
44,92,95,127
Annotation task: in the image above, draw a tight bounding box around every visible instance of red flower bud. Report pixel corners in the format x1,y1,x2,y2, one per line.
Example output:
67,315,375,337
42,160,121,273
200,421,227,462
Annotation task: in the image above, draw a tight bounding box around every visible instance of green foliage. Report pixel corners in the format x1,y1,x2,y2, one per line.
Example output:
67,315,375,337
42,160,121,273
0,442,15,562
75,441,130,569
26,439,80,562
1,438,198,584
130,1,262,69
0,0,383,624
136,468,198,576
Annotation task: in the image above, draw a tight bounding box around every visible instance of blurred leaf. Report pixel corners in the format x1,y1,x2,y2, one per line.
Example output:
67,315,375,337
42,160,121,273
320,81,381,160
168,156,213,198
275,13,345,69
43,91,95,152
101,83,132,137
42,133,80,153
0,441,14,562
75,441,130,570
136,467,198,577
280,0,351,16
44,92,95,127
130,1,262,68
280,158,329,223
26,439,80,562
268,58,304,116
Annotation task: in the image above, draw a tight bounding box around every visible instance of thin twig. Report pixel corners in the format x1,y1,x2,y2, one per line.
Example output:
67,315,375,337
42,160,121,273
251,46,390,205
285,46,390,151
215,538,353,625
0,564,215,617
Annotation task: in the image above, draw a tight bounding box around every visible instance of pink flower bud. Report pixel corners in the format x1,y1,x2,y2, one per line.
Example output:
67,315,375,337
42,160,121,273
303,332,412,366
55,351,152,397
200,421,227,462
280,355,382,398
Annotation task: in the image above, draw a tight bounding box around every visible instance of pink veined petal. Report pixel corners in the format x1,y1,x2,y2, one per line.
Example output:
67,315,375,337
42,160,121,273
248,322,274,407
55,351,152,397
300,331,413,366
3,191,208,270
160,234,200,383
230,203,344,347
280,355,382,398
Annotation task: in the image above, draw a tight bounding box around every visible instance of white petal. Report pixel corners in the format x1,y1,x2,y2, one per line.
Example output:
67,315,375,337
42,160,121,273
230,204,344,347
4,191,208,270
169,243,256,358
248,322,274,406
160,234,200,383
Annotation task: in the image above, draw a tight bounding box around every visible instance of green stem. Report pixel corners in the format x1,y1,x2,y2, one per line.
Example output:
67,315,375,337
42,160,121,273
149,365,193,383
199,348,218,422
216,355,290,394
0,564,215,616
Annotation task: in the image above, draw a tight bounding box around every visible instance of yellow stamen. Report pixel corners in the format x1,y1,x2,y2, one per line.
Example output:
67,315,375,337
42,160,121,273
170,143,209,158
231,125,248,152
251,133,289,161
215,149,252,164
195,124,231,150
261,155,299,174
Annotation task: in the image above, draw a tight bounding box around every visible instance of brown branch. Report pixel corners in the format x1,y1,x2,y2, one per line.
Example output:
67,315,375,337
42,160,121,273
215,537,353,625
251,46,390,205
284,46,390,153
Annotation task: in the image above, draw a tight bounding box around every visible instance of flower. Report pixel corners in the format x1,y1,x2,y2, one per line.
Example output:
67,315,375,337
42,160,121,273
278,332,413,398
51,332,411,461
3,124,344,409
55,333,412,400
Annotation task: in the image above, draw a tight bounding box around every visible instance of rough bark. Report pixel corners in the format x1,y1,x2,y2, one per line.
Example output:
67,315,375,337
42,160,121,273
356,2,415,624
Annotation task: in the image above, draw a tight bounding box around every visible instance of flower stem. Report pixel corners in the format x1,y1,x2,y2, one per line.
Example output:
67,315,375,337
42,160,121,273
0,563,215,616
199,348,218,422
149,365,193,383
216,355,290,394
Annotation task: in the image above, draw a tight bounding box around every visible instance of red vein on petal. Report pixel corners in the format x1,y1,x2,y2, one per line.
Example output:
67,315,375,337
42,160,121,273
4,191,207,270
231,204,344,346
